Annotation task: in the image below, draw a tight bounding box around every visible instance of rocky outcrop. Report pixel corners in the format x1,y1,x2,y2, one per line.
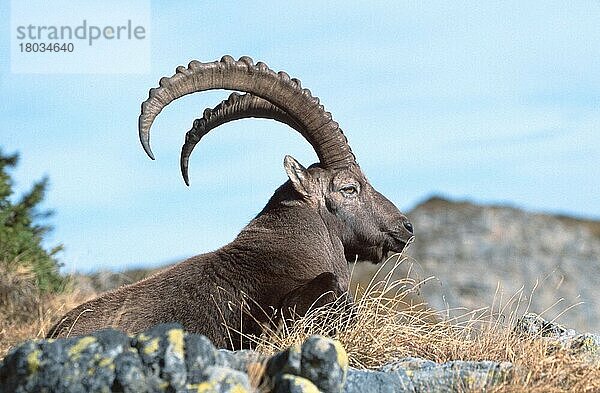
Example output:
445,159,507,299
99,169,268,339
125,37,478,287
515,312,600,364
3,314,596,392
352,196,600,332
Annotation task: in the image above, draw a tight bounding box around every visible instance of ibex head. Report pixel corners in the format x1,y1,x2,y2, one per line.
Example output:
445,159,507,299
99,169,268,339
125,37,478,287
139,56,413,264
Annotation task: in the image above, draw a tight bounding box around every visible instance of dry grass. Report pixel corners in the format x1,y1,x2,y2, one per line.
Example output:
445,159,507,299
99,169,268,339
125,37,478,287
248,256,600,392
0,262,95,358
2,257,600,392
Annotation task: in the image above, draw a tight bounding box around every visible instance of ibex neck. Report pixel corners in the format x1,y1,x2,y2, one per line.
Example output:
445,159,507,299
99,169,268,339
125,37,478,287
229,202,348,278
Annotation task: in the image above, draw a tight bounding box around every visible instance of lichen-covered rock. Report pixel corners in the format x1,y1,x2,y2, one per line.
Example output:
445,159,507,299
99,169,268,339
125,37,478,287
185,333,218,384
299,336,348,393
1,316,597,393
272,373,320,393
514,313,575,338
0,328,134,393
112,346,148,393
186,366,251,392
134,323,187,391
0,325,247,393
515,313,600,364
345,369,413,393
410,360,512,392
375,357,513,393
265,343,301,380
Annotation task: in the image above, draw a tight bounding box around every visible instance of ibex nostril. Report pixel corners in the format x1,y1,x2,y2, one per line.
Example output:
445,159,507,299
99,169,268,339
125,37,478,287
403,221,414,234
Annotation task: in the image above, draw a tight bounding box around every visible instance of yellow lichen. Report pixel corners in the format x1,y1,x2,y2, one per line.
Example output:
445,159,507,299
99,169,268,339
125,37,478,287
283,374,320,393
228,383,249,393
194,380,248,393
167,328,185,357
98,357,115,369
290,343,301,355
464,373,477,388
68,336,97,359
26,349,41,374
332,340,349,370
195,380,216,392
143,337,160,355
579,336,597,352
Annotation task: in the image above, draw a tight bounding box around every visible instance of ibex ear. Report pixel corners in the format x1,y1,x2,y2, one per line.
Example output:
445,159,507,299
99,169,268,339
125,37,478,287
284,155,313,197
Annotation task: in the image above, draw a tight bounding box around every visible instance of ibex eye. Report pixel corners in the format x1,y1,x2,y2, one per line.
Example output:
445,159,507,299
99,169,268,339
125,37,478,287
341,185,358,195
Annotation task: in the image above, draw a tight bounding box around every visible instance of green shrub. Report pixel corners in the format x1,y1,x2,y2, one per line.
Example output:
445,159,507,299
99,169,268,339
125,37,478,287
0,148,65,293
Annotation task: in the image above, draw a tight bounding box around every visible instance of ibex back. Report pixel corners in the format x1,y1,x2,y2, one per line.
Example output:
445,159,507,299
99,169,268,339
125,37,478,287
48,56,414,349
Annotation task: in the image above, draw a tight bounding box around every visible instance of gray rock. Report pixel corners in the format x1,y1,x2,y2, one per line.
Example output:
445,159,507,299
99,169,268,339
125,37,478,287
265,343,302,379
186,333,218,384
300,336,348,393
113,347,148,393
379,357,437,372
515,313,600,364
272,373,321,393
0,325,251,393
133,323,187,391
345,368,414,393
375,358,513,393
409,360,512,392
187,366,251,392
514,313,574,337
0,328,132,393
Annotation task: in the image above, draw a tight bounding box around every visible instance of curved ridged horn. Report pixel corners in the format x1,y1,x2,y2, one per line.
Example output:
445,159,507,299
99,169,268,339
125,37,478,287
139,55,355,170
181,92,308,185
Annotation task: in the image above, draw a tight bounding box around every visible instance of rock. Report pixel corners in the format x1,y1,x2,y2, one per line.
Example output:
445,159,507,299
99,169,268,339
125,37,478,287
408,360,513,392
0,325,246,393
112,347,148,393
272,374,321,393
186,333,218,384
515,313,600,363
133,323,187,391
375,357,513,393
344,369,413,393
514,313,574,337
188,366,251,392
265,343,301,380
0,328,133,393
299,336,348,393
0,316,596,392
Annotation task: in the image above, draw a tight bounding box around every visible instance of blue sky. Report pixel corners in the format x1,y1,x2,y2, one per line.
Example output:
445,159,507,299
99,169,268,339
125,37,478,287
1,1,599,272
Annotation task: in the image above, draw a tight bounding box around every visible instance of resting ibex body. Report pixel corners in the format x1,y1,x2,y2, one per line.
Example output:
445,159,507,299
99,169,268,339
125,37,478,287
49,56,414,349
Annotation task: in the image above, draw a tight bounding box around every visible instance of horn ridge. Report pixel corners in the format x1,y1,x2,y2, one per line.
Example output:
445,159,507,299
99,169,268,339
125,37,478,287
180,92,306,185
139,56,356,169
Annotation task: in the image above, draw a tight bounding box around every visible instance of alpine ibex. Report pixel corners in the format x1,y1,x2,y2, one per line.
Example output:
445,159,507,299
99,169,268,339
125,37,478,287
48,56,414,349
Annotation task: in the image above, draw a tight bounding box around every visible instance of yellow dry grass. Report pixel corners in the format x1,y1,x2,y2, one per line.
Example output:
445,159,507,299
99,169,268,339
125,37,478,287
0,262,95,358
248,257,600,392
